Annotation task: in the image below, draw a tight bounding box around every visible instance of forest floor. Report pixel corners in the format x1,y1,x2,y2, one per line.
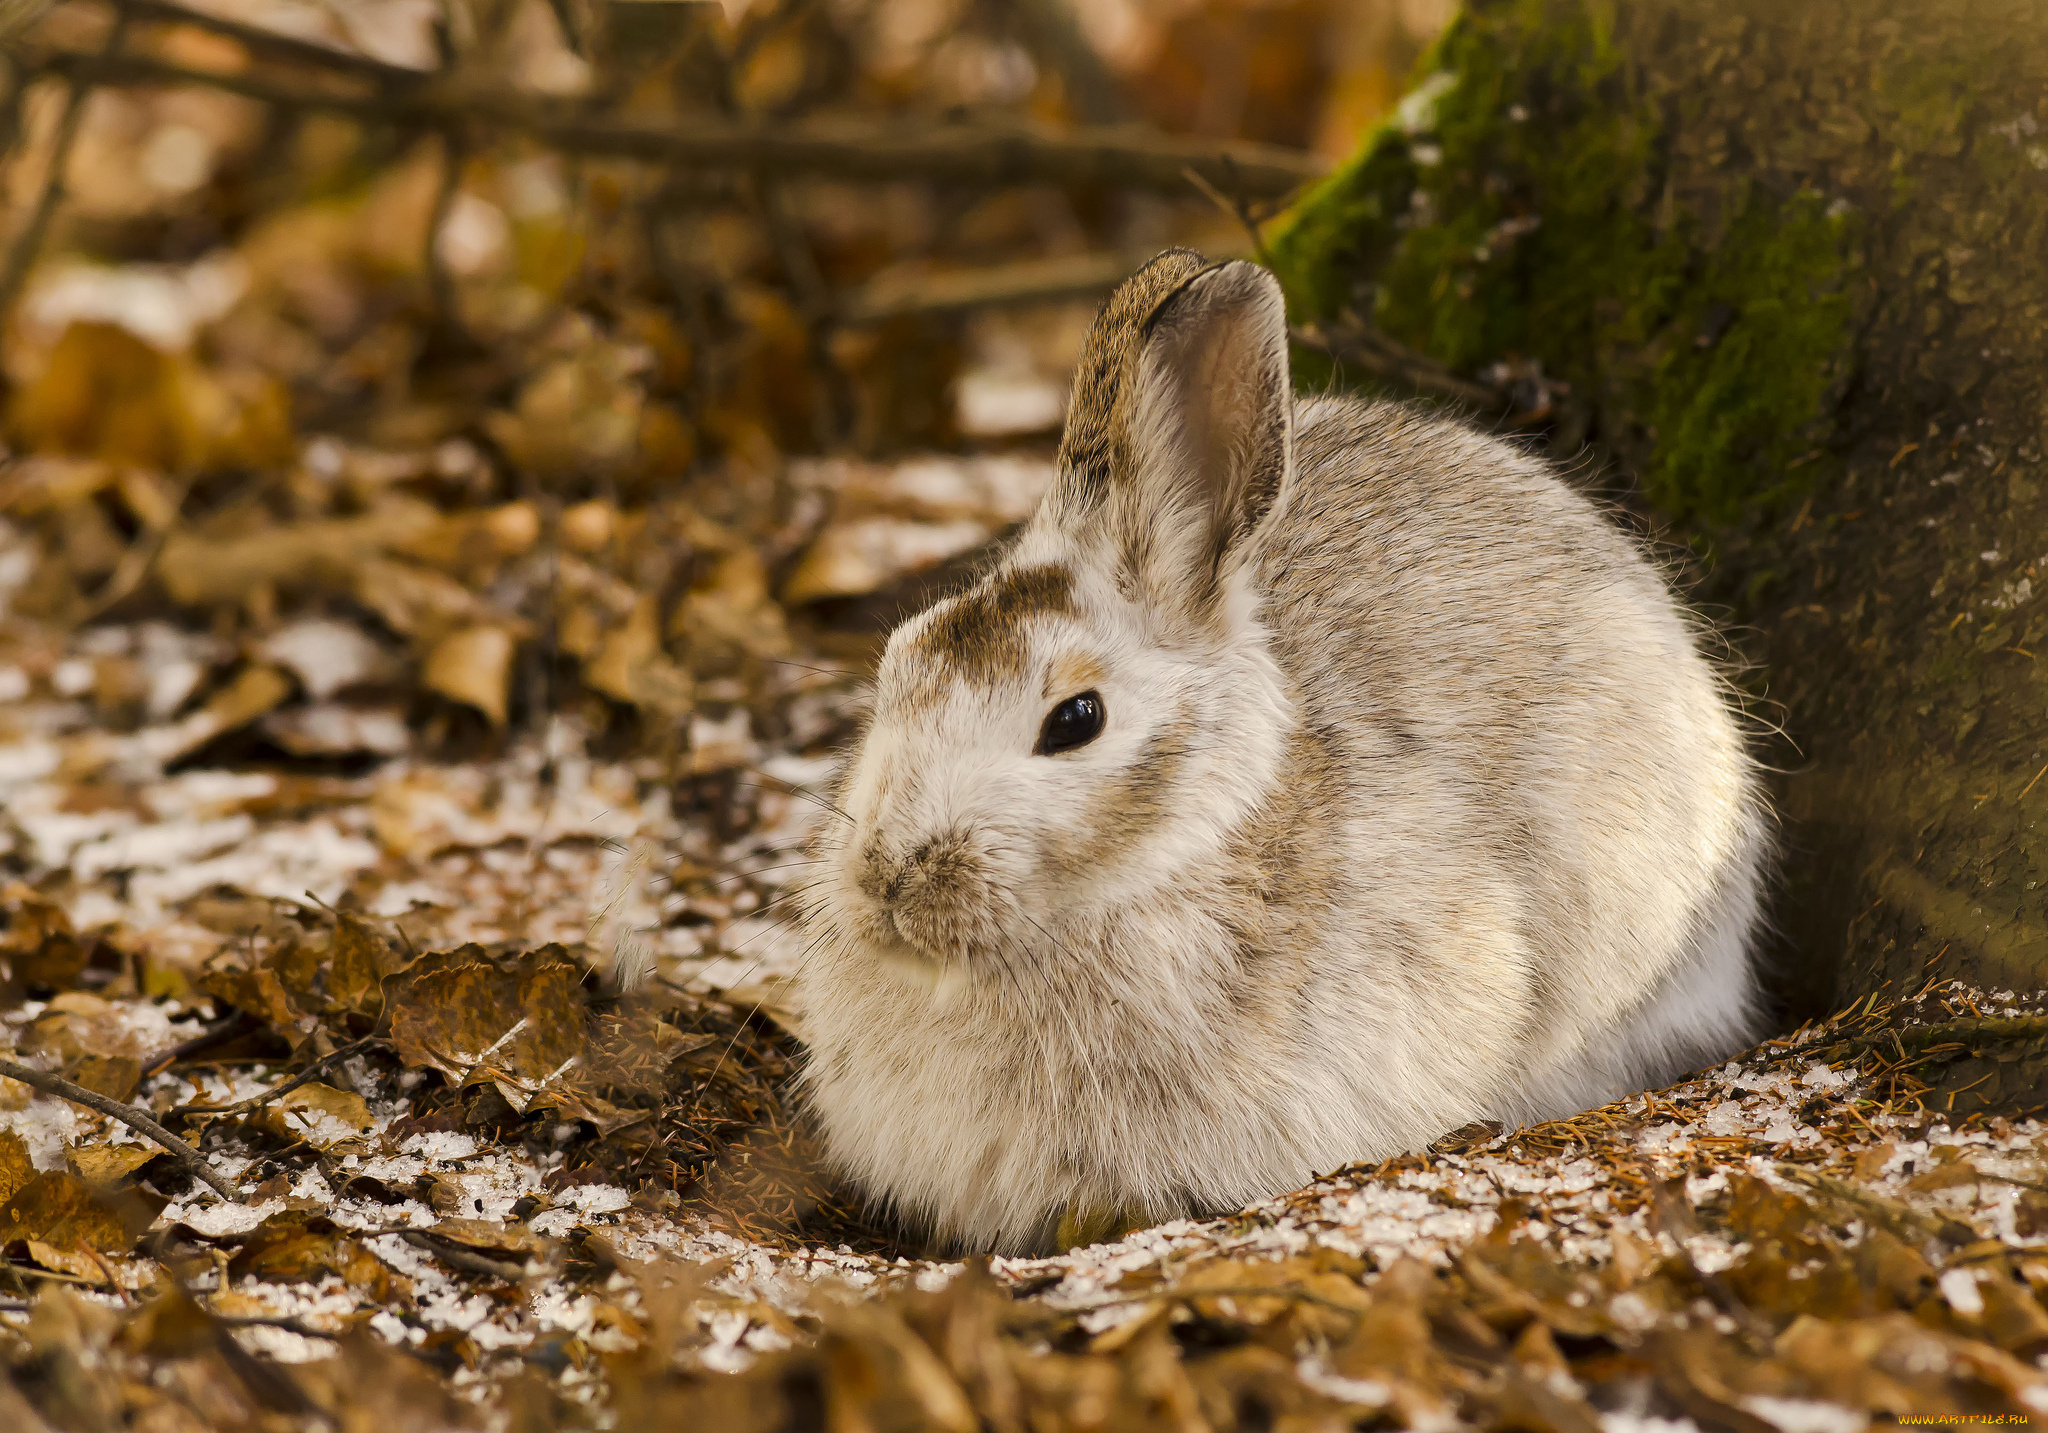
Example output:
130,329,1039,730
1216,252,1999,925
6,650,2048,1430
4,1,2048,1428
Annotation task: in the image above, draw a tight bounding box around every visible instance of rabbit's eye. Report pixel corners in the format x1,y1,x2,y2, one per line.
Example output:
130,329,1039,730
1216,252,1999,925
1036,691,1105,756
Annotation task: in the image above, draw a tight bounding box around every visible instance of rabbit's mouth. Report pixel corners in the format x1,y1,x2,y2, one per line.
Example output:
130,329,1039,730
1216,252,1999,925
886,895,999,967
853,827,1016,967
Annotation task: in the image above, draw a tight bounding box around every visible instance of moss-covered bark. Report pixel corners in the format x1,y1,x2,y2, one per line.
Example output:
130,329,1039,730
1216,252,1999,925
1272,0,2048,1092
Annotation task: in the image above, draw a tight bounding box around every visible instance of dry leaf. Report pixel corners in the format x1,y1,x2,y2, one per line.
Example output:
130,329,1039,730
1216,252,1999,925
383,945,586,1100
141,663,295,766
0,1130,34,1204
327,913,413,1019
67,1143,162,1188
1,883,92,996
0,1172,134,1259
422,623,516,725
231,1217,407,1302
159,499,443,607
253,1081,378,1154
60,1053,142,1102
584,595,693,714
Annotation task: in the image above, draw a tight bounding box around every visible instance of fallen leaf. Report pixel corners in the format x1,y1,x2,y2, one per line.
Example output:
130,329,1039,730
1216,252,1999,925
327,913,413,1020
60,1053,142,1102
0,1130,34,1204
139,663,295,767
158,498,440,607
253,1081,378,1154
67,1142,162,1188
384,945,586,1102
0,1172,134,1259
230,1216,407,1302
1,883,93,996
584,595,693,714
423,1217,552,1258
350,556,507,644
422,623,516,725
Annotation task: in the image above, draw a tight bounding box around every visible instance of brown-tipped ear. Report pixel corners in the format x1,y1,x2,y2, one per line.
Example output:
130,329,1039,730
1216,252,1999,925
1127,260,1295,584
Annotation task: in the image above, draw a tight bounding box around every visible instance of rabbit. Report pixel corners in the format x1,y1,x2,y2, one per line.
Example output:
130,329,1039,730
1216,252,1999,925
794,248,1769,1256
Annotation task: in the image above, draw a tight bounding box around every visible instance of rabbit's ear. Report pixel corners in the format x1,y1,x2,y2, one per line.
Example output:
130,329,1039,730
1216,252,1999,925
1124,260,1294,610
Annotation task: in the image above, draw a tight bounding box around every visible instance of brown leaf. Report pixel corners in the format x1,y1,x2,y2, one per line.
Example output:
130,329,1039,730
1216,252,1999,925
123,1285,224,1359
422,623,516,725
1907,1158,1986,1192
20,991,167,1060
350,556,506,644
391,501,541,578
0,1130,34,1204
423,1217,552,1258
67,1143,163,1188
4,322,204,470
384,946,587,1100
252,1082,378,1154
147,664,295,766
61,1053,142,1103
1,883,92,996
327,913,413,1019
231,1218,407,1302
584,595,693,714
158,498,441,607
0,1172,135,1257
201,954,312,1041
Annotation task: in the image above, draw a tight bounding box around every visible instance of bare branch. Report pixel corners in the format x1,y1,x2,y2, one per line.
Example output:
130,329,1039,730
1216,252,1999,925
26,44,1325,196
1290,317,1506,410
0,1058,241,1202
837,249,1163,325
172,1036,384,1120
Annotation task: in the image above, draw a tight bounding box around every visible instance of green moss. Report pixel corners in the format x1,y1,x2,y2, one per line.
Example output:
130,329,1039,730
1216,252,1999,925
1269,0,1861,530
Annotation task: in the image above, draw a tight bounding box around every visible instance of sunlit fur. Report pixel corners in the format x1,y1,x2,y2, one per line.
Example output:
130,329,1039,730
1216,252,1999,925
796,256,1768,1256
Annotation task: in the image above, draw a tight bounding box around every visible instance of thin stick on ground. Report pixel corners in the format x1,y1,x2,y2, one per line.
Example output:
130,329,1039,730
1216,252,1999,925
172,1035,386,1120
0,1058,240,1202
396,1230,528,1282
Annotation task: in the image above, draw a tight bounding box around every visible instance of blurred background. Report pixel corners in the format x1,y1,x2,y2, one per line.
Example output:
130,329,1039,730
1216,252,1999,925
0,0,1453,995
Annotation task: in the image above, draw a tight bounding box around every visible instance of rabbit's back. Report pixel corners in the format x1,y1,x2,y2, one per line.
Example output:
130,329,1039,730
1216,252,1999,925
1253,396,1765,1121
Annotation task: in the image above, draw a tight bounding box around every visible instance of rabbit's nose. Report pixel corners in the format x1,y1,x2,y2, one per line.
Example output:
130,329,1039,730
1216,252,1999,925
857,836,943,908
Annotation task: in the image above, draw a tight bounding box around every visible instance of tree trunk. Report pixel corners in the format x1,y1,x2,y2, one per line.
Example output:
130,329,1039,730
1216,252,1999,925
1270,0,2048,1104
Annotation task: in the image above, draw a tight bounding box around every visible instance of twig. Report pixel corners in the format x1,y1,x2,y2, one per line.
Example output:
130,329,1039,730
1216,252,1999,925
836,249,1164,325
1776,1165,1976,1249
0,13,129,322
25,45,1325,196
214,1311,345,1340
397,1230,527,1281
0,1058,240,1202
172,1036,384,1120
1817,1014,2048,1065
140,1010,262,1078
1291,316,1505,409
1180,163,1272,267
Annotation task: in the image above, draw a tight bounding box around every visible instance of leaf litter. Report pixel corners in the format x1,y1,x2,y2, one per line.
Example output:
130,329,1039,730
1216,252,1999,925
1,0,2044,1427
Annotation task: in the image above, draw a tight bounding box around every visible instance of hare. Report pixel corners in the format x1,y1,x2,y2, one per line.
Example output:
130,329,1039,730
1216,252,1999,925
794,249,1769,1255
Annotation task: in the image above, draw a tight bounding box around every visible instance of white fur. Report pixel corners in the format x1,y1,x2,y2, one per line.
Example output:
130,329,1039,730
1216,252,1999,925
794,263,1769,1254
